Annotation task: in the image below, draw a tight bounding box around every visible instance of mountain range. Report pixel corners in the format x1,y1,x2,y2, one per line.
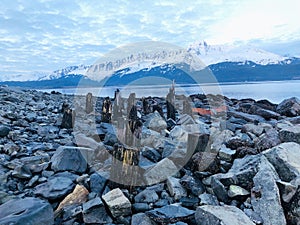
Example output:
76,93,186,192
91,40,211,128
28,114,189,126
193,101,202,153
1,41,300,88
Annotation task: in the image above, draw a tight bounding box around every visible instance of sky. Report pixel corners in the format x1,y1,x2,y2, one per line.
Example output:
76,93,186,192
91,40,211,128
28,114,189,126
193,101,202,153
0,0,300,79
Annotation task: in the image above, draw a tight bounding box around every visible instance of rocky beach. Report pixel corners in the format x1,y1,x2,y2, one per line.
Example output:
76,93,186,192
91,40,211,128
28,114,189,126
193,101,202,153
0,85,300,225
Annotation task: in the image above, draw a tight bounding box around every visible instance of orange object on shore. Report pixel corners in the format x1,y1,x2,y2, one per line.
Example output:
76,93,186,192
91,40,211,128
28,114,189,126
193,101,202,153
192,105,227,115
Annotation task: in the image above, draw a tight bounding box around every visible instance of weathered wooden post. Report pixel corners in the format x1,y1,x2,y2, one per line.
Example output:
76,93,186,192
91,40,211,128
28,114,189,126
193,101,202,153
183,96,193,116
153,104,164,118
61,108,75,129
111,144,140,188
110,92,142,190
101,97,112,123
142,97,151,115
86,92,93,114
166,82,176,120
61,102,69,113
112,89,123,121
127,93,136,115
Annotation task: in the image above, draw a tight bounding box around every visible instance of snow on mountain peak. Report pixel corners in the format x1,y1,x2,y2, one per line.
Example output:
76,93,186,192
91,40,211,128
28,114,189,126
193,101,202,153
38,64,91,81
187,41,287,65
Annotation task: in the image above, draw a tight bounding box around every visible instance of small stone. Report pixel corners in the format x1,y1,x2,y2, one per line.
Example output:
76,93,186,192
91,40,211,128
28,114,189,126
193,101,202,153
28,175,39,187
146,204,195,224
167,177,187,200
179,196,199,209
0,125,10,137
218,146,236,162
12,164,32,179
242,123,264,136
89,172,108,195
244,209,264,225
142,146,161,162
199,193,219,206
102,188,132,218
211,177,229,203
134,189,159,203
131,213,156,225
228,185,250,198
179,175,205,196
133,203,151,213
82,197,112,224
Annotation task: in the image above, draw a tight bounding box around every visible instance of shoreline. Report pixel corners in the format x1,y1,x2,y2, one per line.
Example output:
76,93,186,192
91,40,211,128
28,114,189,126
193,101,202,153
0,86,299,224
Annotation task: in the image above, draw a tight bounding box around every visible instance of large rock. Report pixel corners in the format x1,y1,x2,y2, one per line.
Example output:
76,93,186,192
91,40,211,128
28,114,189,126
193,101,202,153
51,146,88,173
279,125,300,144
34,176,75,200
251,156,286,225
195,205,255,225
0,125,10,137
89,172,108,195
228,110,265,123
167,177,187,200
264,142,300,181
256,128,281,151
55,184,89,215
134,189,159,203
131,213,157,225
82,197,112,224
0,197,53,225
144,158,178,185
144,111,167,132
276,97,300,117
102,188,132,218
146,204,195,224
75,133,106,152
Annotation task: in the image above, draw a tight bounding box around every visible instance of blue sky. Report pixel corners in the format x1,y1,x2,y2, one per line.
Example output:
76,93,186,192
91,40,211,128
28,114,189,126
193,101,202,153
0,0,300,78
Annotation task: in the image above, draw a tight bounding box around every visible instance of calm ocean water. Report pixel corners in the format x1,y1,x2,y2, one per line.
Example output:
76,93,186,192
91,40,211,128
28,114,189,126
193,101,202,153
40,80,300,104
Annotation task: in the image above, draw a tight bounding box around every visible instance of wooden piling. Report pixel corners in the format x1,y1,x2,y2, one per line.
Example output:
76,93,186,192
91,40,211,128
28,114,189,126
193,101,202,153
85,92,93,114
61,108,75,129
101,97,112,123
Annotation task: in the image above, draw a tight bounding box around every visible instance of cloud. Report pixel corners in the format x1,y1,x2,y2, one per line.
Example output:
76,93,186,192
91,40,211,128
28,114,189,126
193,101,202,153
0,0,299,79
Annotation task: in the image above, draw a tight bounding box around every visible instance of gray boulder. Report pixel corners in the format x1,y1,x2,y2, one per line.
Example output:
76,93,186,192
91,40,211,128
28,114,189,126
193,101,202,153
264,142,300,181
144,158,178,185
146,204,195,224
251,156,286,225
279,125,300,144
276,97,300,117
167,177,187,200
51,146,88,173
82,197,112,224
195,205,255,225
0,125,10,137
0,197,53,225
134,189,159,203
34,176,75,200
102,188,132,218
256,128,281,151
131,213,157,225
144,111,167,132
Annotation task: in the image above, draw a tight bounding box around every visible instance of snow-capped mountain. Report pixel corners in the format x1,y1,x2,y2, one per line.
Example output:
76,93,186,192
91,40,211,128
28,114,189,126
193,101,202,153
38,64,91,81
188,41,288,66
1,41,300,88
